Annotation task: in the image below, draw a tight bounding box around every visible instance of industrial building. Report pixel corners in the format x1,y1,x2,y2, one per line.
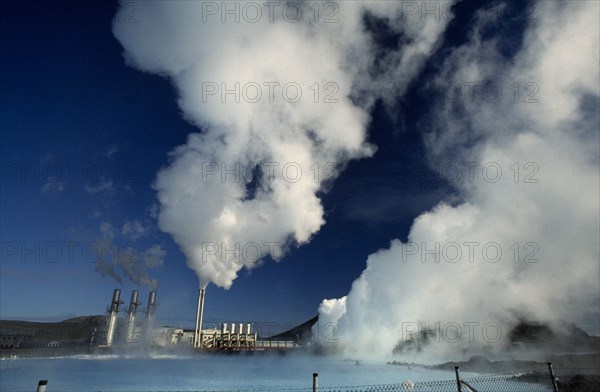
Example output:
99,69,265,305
189,287,302,351
98,288,294,351
0,288,312,355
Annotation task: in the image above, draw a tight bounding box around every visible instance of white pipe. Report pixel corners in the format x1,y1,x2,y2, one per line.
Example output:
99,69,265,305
125,290,140,343
194,289,201,347
146,291,156,319
144,291,157,345
194,288,206,348
106,312,117,346
106,289,123,347
198,288,205,348
36,380,48,392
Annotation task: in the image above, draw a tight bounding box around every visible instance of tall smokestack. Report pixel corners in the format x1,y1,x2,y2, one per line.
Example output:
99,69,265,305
143,291,158,346
146,291,157,322
194,287,206,348
125,290,141,343
106,289,123,347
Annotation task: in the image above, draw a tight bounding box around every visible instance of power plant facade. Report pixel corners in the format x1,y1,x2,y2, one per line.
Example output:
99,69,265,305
192,287,259,350
189,287,299,351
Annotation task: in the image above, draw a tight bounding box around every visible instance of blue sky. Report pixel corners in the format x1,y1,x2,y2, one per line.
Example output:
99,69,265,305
0,0,433,327
1,0,598,343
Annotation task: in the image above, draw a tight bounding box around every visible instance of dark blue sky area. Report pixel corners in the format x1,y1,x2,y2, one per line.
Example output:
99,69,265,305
1,0,524,330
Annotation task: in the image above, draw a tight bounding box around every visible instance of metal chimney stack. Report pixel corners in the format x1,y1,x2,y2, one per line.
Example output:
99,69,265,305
143,291,158,346
194,287,206,348
125,290,141,343
146,291,157,322
106,289,123,347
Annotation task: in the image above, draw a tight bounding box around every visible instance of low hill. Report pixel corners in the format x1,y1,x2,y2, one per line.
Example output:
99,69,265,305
0,315,106,348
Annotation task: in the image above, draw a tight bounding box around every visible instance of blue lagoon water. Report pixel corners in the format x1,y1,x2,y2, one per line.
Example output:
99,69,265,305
0,353,460,391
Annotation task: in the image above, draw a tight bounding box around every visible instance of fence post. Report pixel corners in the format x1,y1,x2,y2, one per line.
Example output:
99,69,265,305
313,372,318,392
454,366,462,392
547,362,558,392
36,380,48,392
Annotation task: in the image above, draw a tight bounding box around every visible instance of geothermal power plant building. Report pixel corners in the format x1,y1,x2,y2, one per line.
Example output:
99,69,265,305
99,288,300,351
192,287,259,350
0,288,306,352
189,287,297,351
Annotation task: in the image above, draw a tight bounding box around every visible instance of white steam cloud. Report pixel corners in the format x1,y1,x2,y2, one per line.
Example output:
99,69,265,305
113,1,453,288
318,1,599,360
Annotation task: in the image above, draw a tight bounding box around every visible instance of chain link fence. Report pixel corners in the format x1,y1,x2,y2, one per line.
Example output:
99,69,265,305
192,366,599,392
312,369,600,392
552,367,600,392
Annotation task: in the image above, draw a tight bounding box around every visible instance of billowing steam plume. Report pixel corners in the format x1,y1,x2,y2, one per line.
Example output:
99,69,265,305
318,1,599,360
113,1,453,288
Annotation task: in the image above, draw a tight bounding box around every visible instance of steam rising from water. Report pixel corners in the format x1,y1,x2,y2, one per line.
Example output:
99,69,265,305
318,1,600,360
113,1,453,288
